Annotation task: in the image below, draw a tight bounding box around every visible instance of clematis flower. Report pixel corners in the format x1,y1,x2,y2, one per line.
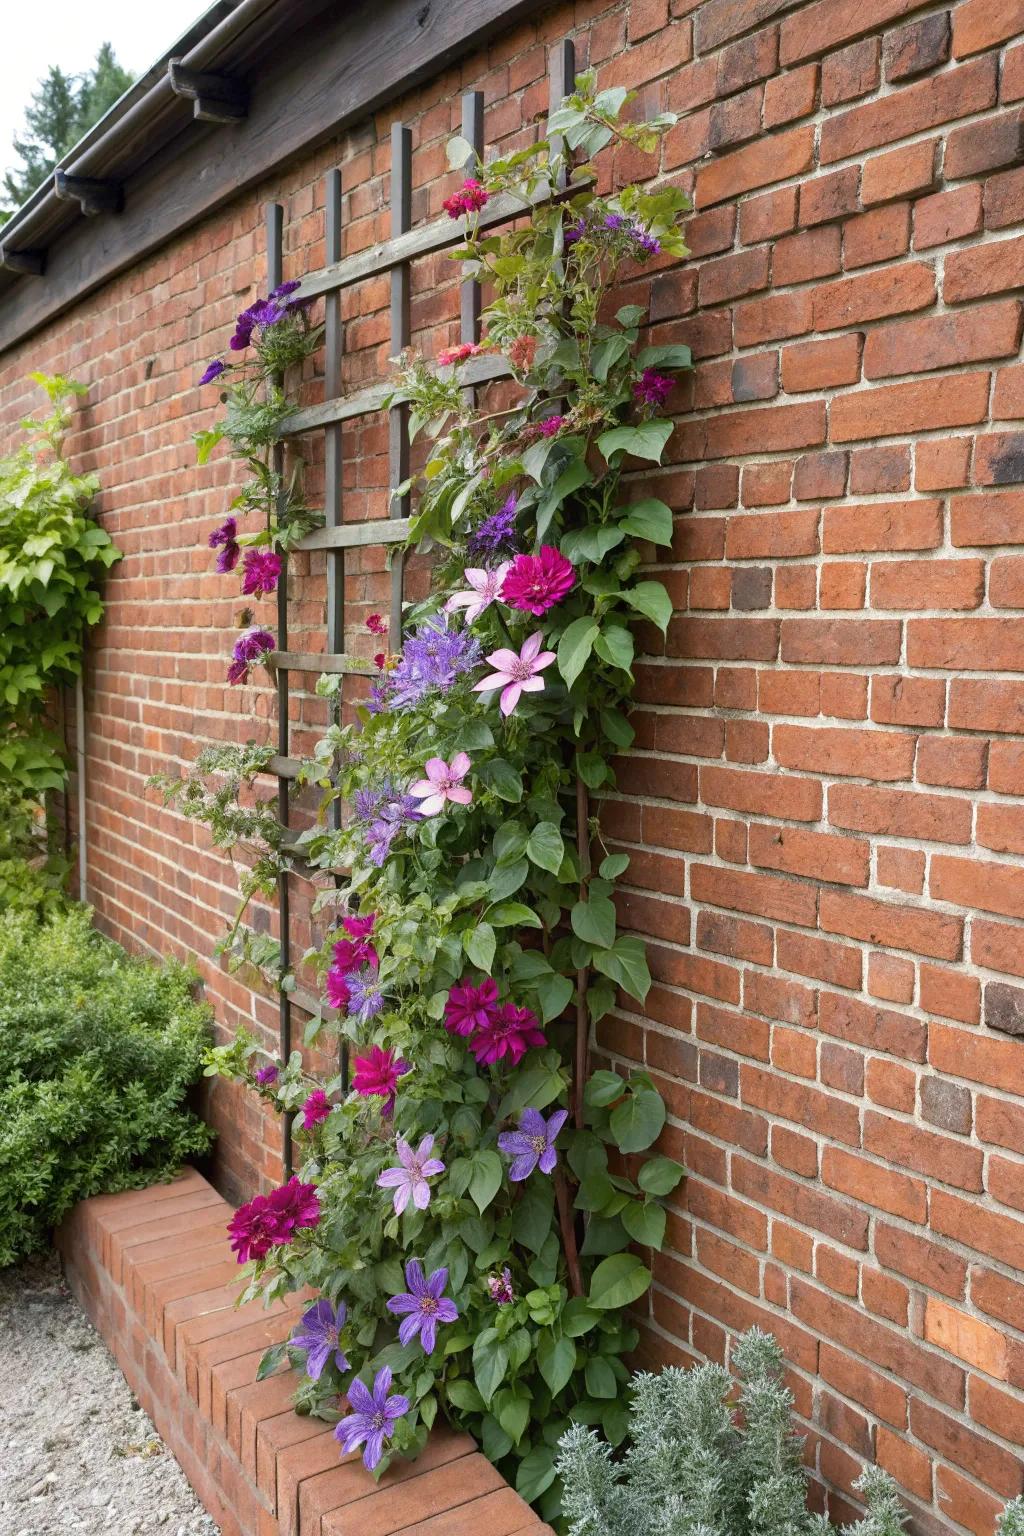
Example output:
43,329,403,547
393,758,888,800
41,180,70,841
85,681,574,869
500,546,575,617
290,1298,348,1380
325,966,352,1011
209,517,239,574
444,977,499,1038
301,1089,332,1129
564,217,588,246
332,935,378,973
347,967,386,1024
498,1107,568,1182
409,753,472,816
442,178,489,219
227,1177,320,1262
199,359,227,386
335,1365,408,1471
342,913,376,939
254,1062,279,1087
473,633,556,716
437,342,482,367
241,549,283,597
633,368,675,409
488,1268,515,1305
469,1002,547,1068
386,1261,459,1354
366,613,387,635
445,563,510,624
467,497,519,560
523,415,566,440
270,279,302,300
376,1135,446,1214
352,1045,410,1116
227,627,275,686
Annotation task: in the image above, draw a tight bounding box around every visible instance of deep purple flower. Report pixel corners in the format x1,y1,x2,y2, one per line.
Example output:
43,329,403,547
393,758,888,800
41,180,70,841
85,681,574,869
353,779,421,865
603,213,628,231
444,977,499,1039
376,1135,446,1215
334,1366,409,1471
564,217,588,246
290,1298,348,1380
500,546,575,616
199,359,227,386
227,1177,320,1262
469,1003,547,1068
302,1089,332,1130
386,1260,459,1355
488,1268,515,1305
227,627,275,685
241,549,283,597
498,1107,568,1182
270,279,302,300
209,517,240,574
629,225,661,257
467,496,519,560
633,368,675,409
254,1062,279,1087
230,306,258,351
352,1045,410,1116
347,967,386,1024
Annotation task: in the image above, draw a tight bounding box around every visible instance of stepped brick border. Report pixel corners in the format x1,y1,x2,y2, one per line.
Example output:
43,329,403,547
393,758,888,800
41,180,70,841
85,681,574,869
56,1168,553,1536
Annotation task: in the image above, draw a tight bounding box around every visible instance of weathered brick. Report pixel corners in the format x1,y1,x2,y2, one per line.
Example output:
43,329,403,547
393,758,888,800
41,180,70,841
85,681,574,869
946,110,1024,181
862,139,938,204
831,371,990,442
821,37,881,106
694,124,815,208
884,12,951,81
862,299,1022,379
913,184,983,250
812,261,936,331
820,55,997,164
946,231,1024,303
952,0,1024,58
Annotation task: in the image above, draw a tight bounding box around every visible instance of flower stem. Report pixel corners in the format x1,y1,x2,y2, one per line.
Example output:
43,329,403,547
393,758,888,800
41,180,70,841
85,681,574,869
554,1164,583,1298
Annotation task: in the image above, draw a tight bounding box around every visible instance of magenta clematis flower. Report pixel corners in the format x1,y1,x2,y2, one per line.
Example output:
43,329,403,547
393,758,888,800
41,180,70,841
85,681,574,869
227,1177,320,1262
325,966,351,1011
376,1134,446,1215
199,359,227,386
342,913,376,939
437,342,482,367
366,613,387,635
301,1089,332,1130
409,753,472,816
290,1298,348,1380
469,1003,547,1068
473,633,556,716
488,1267,515,1305
241,549,283,597
445,562,510,624
332,935,378,973
208,517,239,574
633,368,675,408
352,1045,410,1117
386,1260,459,1354
335,1366,409,1471
500,547,575,617
227,627,275,686
442,178,489,219
498,1107,568,1182
523,414,566,440
444,977,499,1038
254,1062,279,1087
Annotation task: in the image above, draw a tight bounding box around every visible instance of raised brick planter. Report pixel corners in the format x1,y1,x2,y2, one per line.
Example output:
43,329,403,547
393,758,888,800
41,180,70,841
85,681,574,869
56,1168,553,1536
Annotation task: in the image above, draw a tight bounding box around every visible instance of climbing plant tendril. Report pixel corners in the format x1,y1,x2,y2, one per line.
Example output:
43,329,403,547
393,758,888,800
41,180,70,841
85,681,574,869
160,76,693,1526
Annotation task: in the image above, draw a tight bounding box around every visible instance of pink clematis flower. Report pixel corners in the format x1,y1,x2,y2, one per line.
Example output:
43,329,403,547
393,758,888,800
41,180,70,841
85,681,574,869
409,753,473,816
376,1134,446,1215
473,632,556,716
445,563,510,624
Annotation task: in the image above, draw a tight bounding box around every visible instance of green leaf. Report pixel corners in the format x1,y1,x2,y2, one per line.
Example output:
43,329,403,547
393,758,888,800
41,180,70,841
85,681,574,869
588,1253,652,1310
561,524,625,565
487,901,542,928
557,617,599,690
493,822,528,864
593,935,651,1003
621,580,674,634
473,1329,509,1406
622,1199,667,1249
618,497,674,546
527,821,564,874
496,1389,531,1445
594,625,634,674
480,758,523,802
637,343,692,371
576,752,609,790
585,1070,625,1107
511,1175,555,1255
571,896,617,951
562,1297,602,1336
638,1156,686,1196
597,420,673,465
585,1356,618,1398
469,1149,504,1214
575,1172,616,1212
616,304,646,329
516,1444,558,1503
610,1086,666,1154
256,1341,289,1381
599,853,630,880
535,971,574,1023
537,1333,576,1396
464,922,496,972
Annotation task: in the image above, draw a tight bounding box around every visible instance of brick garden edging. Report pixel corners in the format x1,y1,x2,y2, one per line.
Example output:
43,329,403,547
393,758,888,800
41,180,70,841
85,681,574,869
56,1168,554,1536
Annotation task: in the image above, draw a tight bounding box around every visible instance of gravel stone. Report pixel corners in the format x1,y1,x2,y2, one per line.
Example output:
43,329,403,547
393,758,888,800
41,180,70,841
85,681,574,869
0,1252,220,1536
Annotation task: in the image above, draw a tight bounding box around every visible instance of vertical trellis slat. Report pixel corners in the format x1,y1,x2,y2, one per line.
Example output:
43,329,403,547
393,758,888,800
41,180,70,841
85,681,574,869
388,124,412,642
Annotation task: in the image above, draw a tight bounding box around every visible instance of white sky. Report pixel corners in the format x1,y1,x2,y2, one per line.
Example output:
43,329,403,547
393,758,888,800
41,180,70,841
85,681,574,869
1,0,206,186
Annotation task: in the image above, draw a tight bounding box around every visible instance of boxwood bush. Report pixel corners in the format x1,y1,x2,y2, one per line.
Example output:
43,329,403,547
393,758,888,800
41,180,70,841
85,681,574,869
0,907,215,1265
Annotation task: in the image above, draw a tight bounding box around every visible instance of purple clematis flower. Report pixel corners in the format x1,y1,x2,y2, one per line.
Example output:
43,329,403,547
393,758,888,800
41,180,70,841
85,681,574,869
346,967,385,1023
386,1261,459,1355
334,1365,409,1471
376,1135,446,1215
199,359,227,386
290,1298,348,1380
254,1062,279,1087
498,1107,568,1182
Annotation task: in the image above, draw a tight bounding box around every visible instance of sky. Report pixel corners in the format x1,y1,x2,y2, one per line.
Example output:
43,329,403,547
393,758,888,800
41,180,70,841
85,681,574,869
0,0,206,185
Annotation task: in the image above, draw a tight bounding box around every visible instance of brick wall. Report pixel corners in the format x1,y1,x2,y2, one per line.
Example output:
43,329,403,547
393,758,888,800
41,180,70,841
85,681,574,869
3,0,1024,1527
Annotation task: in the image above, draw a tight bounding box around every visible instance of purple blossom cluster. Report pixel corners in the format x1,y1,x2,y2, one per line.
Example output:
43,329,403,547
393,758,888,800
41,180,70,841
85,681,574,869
466,495,520,561
564,211,661,258
369,616,481,713
226,626,275,686
352,777,423,866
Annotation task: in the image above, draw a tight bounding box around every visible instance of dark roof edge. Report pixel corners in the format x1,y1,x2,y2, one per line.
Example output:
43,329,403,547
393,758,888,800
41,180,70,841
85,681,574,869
0,0,545,357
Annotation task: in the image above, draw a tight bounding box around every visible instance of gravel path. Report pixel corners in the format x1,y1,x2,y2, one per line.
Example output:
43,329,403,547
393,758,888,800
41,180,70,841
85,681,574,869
0,1251,220,1536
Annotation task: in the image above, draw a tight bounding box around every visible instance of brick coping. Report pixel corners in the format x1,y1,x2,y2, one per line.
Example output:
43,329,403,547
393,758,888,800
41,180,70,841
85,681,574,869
56,1168,553,1536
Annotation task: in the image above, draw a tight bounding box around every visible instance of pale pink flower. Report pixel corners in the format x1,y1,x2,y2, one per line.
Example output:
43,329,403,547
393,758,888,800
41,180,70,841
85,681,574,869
409,753,473,816
473,632,556,716
445,563,510,624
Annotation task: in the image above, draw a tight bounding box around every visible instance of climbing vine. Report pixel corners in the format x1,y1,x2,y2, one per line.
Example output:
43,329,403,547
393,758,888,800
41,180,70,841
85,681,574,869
159,76,691,1526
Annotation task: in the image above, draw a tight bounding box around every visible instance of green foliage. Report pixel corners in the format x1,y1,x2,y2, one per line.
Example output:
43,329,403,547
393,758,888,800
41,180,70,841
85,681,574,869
0,374,119,792
0,783,70,918
2,44,133,214
556,1330,906,1536
998,1498,1024,1536
0,907,215,1265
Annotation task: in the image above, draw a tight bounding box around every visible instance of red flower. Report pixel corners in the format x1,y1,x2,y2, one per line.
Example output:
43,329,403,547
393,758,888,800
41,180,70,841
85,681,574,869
325,966,351,1011
352,1045,410,1116
342,913,376,939
469,1003,546,1068
442,178,489,219
444,977,499,1038
366,613,387,635
301,1089,332,1129
438,342,482,367
507,335,538,371
227,1177,320,1263
500,546,576,617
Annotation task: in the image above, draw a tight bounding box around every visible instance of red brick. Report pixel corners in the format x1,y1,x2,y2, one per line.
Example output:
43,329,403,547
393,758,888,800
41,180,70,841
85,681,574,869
843,203,910,269
953,0,1024,57
876,1424,933,1501
822,37,881,106
799,167,862,228
819,989,927,1061
781,334,862,392
865,1109,983,1191
777,929,862,989
984,166,1024,230
863,299,1022,379
862,139,939,204
919,963,981,1024
946,110,1024,181
819,56,997,163
867,951,914,1004
741,459,793,506
763,62,818,127
910,1399,1023,1498
824,497,943,553
929,1020,1024,1095
738,185,798,244
950,678,1024,734
817,260,938,335
884,11,951,81
877,845,926,893
869,674,946,727
832,371,990,442
974,430,1024,487
874,1223,968,1298
908,616,1024,672
917,735,988,789
775,225,841,285
694,124,815,208
914,184,983,250
952,490,1024,546
946,231,1024,303
774,722,913,778
819,889,963,960
725,509,819,558
916,437,973,490
822,1146,926,1222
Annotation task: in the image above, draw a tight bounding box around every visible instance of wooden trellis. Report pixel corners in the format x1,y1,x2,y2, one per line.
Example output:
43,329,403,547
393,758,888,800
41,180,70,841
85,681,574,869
263,41,577,1176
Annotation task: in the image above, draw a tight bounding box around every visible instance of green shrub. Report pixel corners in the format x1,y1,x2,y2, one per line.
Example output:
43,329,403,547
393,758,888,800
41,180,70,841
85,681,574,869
555,1328,908,1536
0,782,71,918
0,907,215,1265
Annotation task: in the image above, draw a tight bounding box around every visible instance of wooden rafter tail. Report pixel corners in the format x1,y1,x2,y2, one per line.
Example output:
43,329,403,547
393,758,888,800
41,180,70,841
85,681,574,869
53,171,124,217
0,247,45,276
167,58,248,122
